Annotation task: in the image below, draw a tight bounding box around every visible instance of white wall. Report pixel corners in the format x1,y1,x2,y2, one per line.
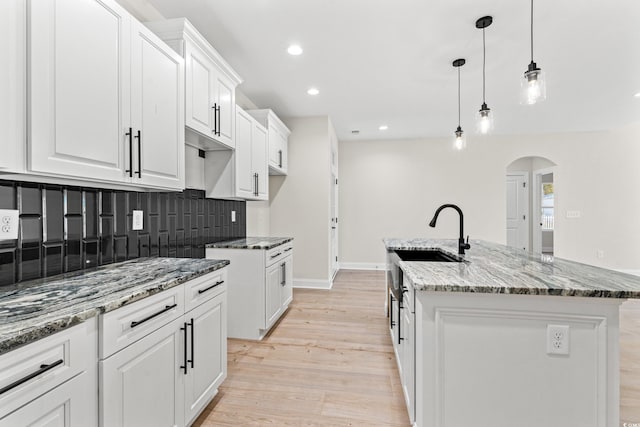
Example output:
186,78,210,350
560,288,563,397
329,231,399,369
115,0,164,21
339,122,640,270
269,117,333,284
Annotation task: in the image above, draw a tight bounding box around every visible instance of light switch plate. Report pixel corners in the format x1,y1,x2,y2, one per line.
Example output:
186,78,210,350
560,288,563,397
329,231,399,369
0,209,19,240
566,210,581,219
231,210,236,223
132,210,144,230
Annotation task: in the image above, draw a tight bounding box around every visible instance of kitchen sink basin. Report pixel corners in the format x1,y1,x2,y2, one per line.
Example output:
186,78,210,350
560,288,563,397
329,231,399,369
394,249,463,262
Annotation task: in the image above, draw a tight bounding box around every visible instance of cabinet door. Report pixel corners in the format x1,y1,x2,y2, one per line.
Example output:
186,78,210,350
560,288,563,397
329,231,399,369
101,317,184,427
401,306,415,424
235,108,255,198
265,262,282,329
279,131,289,173
214,73,235,148
281,255,293,307
29,0,129,182
0,370,97,427
0,0,25,172
184,293,226,426
185,42,216,137
130,21,184,190
252,122,268,200
268,126,282,169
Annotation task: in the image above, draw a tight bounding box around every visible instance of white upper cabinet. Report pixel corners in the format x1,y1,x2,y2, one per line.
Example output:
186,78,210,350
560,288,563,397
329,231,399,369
27,0,185,190
29,0,130,183
146,18,242,150
130,20,184,189
0,0,25,173
235,107,268,200
247,109,291,175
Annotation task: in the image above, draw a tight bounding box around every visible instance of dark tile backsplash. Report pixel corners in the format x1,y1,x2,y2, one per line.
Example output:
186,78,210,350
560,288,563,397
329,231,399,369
0,180,246,287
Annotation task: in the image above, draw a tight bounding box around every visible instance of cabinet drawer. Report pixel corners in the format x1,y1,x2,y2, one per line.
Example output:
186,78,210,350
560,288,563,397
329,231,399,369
0,318,97,419
99,286,184,359
184,268,227,312
265,243,293,267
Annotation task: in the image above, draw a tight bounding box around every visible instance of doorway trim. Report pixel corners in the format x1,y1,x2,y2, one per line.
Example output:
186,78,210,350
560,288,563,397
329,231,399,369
532,166,555,254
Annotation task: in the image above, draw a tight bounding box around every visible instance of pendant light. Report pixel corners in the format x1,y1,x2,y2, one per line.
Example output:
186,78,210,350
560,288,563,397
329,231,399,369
476,16,494,135
521,0,546,104
452,58,466,151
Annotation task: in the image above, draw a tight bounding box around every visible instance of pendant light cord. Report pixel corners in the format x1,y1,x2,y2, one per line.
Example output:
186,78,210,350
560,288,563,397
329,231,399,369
482,28,486,104
457,66,461,127
530,0,534,62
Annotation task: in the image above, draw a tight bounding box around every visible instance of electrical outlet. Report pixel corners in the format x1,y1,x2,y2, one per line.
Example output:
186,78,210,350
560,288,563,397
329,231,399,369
132,210,144,231
231,210,236,223
0,209,19,240
547,324,570,355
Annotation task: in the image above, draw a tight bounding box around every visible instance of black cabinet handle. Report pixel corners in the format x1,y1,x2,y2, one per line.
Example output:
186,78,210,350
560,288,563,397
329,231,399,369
398,300,403,344
197,280,224,294
0,359,64,396
216,105,221,136
281,262,286,286
270,252,282,259
125,128,133,177
389,294,395,328
188,318,194,369
278,150,283,168
134,130,142,177
284,247,292,252
130,304,177,328
180,322,188,375
253,173,259,196
212,103,218,135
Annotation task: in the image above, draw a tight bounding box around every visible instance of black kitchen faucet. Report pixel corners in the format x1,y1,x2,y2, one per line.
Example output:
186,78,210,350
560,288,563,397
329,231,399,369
428,204,471,255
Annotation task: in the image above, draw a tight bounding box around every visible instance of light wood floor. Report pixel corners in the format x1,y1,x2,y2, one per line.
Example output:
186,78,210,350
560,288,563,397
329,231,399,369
193,270,640,426
193,269,409,426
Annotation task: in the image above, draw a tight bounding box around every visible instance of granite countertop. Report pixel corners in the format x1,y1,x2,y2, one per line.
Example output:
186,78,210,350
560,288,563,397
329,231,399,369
383,238,640,298
206,236,293,250
0,257,229,355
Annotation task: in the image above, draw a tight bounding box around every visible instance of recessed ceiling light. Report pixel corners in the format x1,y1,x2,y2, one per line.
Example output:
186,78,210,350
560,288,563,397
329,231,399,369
287,45,303,56
635,92,640,98
307,88,319,96
379,125,388,131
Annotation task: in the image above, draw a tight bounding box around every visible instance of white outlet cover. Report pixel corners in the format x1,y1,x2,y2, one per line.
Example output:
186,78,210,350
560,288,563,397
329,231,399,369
231,210,236,223
132,210,144,231
547,324,570,355
566,210,581,219
0,209,19,240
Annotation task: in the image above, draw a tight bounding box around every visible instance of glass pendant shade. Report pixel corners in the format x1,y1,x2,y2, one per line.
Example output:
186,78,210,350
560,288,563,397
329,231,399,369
453,126,466,151
476,103,494,135
521,62,546,105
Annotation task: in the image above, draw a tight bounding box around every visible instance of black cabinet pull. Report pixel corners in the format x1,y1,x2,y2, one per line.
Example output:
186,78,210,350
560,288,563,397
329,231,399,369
278,150,283,168
212,103,218,135
398,300,403,344
197,280,224,294
134,130,142,177
125,127,133,177
389,294,395,328
0,359,64,396
284,247,292,252
216,105,221,136
130,304,177,328
188,318,194,369
281,262,286,286
253,173,259,196
270,252,282,259
180,322,188,375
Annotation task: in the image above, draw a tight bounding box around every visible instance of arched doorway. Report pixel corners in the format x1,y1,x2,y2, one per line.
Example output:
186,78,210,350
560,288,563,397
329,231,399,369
506,156,556,254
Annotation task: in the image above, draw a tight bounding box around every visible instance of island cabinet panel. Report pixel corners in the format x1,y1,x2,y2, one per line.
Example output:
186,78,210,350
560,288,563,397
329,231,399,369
413,289,621,427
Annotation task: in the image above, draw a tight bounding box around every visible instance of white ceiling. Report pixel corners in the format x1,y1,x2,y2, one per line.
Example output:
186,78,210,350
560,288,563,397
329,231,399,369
147,0,640,141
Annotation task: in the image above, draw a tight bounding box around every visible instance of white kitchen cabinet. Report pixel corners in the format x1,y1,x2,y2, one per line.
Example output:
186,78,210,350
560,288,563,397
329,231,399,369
100,270,227,427
206,243,293,340
236,106,268,200
0,0,25,173
145,18,242,151
28,0,184,190
0,319,98,426
247,109,290,175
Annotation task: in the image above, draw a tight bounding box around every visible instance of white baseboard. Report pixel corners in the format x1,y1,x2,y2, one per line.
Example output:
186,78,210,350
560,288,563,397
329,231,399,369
339,262,386,271
293,278,333,290
617,269,640,277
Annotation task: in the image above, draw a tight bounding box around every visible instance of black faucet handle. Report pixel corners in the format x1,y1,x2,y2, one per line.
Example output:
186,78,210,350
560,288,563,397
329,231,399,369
464,235,471,250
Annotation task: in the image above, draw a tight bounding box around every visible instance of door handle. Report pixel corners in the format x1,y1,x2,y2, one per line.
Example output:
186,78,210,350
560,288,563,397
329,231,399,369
134,130,142,177
125,128,133,177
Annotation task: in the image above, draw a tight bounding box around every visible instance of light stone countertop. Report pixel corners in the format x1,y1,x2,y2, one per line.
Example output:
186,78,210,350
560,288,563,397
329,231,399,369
383,238,640,298
206,236,293,250
0,257,229,355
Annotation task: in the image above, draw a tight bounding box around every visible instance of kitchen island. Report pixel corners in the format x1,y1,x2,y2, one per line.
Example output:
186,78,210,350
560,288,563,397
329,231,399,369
384,238,640,427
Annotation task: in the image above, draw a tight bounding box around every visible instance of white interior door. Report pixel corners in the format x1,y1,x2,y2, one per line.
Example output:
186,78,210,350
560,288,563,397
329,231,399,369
506,173,529,251
330,172,338,279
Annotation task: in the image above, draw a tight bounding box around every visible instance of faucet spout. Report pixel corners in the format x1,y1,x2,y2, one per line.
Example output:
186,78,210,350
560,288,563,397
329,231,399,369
428,204,471,255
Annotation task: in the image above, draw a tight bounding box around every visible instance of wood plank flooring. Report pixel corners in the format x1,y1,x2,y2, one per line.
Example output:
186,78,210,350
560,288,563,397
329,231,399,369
193,270,409,426
193,269,640,426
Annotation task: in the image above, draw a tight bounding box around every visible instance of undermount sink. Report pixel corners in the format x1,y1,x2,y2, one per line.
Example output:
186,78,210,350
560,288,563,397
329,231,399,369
394,249,463,263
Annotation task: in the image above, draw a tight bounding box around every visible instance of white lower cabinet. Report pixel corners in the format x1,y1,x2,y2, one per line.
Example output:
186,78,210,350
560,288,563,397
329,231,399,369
391,280,415,425
99,270,227,427
0,319,98,426
206,244,293,340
